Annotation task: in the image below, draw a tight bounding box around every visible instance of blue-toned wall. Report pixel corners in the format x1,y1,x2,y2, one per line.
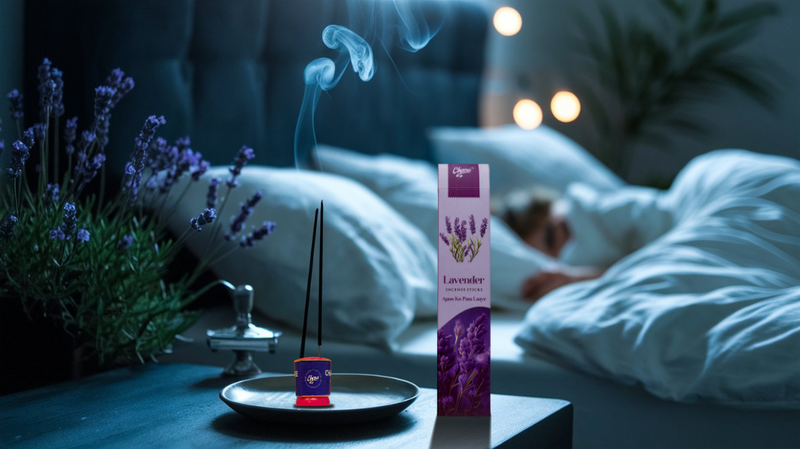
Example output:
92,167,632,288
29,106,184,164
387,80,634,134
0,0,24,141
479,0,800,183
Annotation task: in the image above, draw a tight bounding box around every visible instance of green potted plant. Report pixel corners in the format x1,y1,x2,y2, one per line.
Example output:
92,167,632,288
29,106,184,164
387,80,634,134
572,0,779,183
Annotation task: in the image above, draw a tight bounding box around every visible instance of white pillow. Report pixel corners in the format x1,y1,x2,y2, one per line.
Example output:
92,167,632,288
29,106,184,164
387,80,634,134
165,167,437,348
316,145,558,311
428,125,624,197
316,145,439,247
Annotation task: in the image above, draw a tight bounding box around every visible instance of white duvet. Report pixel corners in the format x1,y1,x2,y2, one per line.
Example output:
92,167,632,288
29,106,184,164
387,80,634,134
516,150,800,408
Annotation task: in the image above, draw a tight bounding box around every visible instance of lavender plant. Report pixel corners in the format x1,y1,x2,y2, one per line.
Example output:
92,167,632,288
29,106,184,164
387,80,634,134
0,59,276,367
437,312,490,416
440,215,488,263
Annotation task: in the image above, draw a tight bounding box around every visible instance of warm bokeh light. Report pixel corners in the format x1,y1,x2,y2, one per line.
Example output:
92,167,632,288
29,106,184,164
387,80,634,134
493,7,522,37
513,99,543,130
550,91,581,123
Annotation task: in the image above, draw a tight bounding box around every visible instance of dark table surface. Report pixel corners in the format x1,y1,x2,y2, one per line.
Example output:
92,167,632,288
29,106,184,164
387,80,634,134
0,363,572,448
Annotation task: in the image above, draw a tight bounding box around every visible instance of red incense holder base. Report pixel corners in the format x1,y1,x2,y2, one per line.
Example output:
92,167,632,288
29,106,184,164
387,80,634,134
294,357,332,407
295,396,331,407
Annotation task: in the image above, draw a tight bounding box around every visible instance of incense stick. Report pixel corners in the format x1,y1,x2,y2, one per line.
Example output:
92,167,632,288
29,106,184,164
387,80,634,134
300,207,319,359
318,200,323,358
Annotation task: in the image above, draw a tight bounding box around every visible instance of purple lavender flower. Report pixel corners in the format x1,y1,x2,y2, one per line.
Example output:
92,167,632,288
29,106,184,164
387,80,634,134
145,137,174,172
117,234,134,252
74,152,106,192
480,217,488,238
460,221,467,242
225,191,262,240
44,183,59,205
240,221,277,248
439,232,449,246
459,314,488,362
76,229,90,243
7,140,30,178
31,124,46,145
177,145,205,180
51,68,64,118
454,313,490,415
176,136,190,151
77,130,95,154
37,58,51,89
457,313,488,387
124,115,165,202
463,244,471,259
227,146,255,188
22,127,35,149
440,396,455,413
105,68,135,107
37,59,63,118
64,117,78,155
93,86,116,123
50,203,79,241
91,69,134,150
454,320,464,342
206,178,219,209
445,216,452,234
61,202,77,236
40,80,56,117
74,150,88,177
192,160,209,181
0,215,18,240
7,89,23,121
190,208,217,231
162,141,203,192
469,215,476,235
93,86,117,148
437,329,456,414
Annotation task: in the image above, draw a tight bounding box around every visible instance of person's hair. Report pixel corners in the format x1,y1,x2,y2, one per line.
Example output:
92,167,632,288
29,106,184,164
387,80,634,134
493,186,559,239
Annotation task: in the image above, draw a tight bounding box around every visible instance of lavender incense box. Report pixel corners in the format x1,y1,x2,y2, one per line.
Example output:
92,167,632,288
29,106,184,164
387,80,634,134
437,164,490,417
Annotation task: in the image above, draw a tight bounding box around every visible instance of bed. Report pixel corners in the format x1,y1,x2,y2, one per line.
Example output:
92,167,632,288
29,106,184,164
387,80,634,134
27,1,800,447
160,141,800,449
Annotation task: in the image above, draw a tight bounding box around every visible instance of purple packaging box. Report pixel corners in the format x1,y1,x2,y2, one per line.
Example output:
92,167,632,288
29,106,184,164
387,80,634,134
437,164,490,417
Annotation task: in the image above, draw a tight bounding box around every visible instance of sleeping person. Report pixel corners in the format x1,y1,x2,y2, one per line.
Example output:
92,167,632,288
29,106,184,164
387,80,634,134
497,187,605,301
499,149,800,302
497,171,676,301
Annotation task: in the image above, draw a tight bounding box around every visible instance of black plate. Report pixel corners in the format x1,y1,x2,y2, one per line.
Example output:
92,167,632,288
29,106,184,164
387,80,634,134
220,373,420,424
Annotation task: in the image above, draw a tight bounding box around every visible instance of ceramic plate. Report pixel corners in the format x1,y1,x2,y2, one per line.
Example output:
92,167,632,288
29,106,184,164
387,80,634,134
220,373,420,424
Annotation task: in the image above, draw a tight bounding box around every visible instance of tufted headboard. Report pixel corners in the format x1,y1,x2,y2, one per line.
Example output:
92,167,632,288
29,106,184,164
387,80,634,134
23,0,487,169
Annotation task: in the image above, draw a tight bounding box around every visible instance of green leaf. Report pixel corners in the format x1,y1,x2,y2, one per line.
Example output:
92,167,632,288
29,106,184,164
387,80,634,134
705,59,777,109
658,0,689,21
711,3,779,34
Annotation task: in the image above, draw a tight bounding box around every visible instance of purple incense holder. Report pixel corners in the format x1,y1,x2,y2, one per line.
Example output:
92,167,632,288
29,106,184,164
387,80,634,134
437,164,491,417
295,357,332,407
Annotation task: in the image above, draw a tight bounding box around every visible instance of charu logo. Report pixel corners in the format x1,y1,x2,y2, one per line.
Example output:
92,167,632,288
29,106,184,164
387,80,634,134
452,167,473,178
304,369,322,388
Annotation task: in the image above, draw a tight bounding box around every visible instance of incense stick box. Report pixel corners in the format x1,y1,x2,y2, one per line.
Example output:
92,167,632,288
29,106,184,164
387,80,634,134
437,164,490,417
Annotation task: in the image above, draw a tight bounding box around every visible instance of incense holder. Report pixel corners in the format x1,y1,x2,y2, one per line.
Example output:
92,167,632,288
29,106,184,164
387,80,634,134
294,357,332,406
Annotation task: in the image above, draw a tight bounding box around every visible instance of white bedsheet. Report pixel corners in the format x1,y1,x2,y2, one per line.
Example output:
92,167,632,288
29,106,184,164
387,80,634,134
517,150,800,408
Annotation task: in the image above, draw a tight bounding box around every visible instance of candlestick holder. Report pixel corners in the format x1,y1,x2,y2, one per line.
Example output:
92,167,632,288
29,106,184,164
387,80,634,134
207,283,281,377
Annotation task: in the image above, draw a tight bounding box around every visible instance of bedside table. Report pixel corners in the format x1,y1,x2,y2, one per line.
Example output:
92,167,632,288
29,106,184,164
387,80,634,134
1,363,572,448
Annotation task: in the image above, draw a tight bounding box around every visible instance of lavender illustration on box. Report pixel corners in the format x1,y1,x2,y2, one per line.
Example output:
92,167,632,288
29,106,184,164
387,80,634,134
437,309,490,416
440,215,488,263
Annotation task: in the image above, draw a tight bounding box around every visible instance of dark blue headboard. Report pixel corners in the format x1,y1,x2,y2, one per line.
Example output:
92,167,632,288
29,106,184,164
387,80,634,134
24,0,487,168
